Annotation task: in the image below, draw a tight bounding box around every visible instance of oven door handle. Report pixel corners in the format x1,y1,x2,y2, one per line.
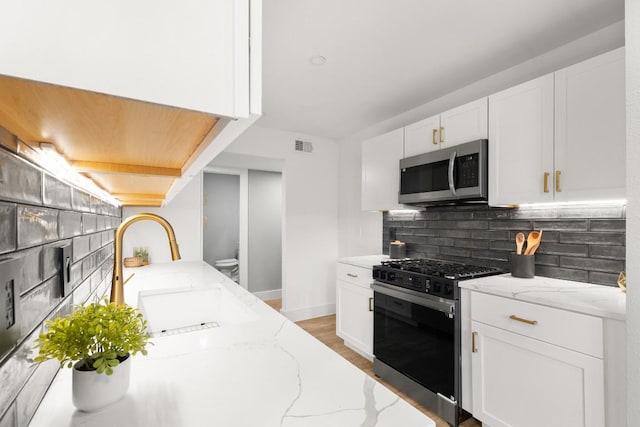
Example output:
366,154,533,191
372,283,455,315
448,150,457,196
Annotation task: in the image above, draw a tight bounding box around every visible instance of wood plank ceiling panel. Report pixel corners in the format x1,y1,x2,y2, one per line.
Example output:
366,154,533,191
0,74,219,206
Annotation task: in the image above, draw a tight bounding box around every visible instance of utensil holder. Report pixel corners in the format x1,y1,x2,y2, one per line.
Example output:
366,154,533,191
510,253,535,278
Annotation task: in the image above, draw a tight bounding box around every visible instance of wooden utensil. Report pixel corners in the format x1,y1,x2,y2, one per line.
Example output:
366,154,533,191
524,230,543,255
515,232,525,255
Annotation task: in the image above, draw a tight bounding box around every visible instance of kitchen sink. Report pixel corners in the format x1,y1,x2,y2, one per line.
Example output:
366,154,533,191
137,286,259,336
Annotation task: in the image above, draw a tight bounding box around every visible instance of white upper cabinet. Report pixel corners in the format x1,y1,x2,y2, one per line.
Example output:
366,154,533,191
488,74,555,205
489,48,625,206
404,97,488,158
440,98,489,147
554,47,626,201
0,0,258,119
362,128,404,211
404,114,441,157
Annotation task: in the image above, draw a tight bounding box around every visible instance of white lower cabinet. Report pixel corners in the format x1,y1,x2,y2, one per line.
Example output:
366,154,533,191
469,292,605,427
336,263,374,360
471,322,604,427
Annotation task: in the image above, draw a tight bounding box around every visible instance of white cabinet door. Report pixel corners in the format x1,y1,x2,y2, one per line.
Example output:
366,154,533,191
404,98,488,158
440,97,488,148
0,0,255,118
361,128,404,211
554,47,626,202
336,280,373,360
488,74,555,206
471,321,605,427
404,114,440,158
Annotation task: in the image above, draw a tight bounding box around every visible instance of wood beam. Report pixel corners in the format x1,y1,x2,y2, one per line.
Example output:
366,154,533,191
112,193,166,201
71,160,181,177
118,199,164,207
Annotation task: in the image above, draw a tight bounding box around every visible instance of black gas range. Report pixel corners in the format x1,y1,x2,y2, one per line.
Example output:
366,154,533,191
371,258,502,426
373,258,501,299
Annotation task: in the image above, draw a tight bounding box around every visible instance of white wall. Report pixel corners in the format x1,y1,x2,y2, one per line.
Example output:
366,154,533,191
122,173,203,264
626,0,639,423
225,125,339,320
337,21,625,257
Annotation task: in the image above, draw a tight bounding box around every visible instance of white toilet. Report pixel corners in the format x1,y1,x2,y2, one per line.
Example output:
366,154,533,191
214,258,239,282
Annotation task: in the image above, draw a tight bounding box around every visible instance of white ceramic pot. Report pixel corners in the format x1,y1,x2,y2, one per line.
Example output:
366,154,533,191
72,355,131,412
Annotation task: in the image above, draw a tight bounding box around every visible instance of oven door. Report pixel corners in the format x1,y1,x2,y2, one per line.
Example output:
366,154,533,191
372,282,458,401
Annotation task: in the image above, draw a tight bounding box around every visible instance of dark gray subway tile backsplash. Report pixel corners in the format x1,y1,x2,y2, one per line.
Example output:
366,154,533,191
0,203,16,254
0,137,121,426
383,203,625,286
17,206,59,249
0,149,42,205
43,174,72,210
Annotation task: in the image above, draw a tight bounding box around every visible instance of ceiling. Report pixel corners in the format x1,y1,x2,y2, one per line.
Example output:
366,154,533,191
258,0,624,140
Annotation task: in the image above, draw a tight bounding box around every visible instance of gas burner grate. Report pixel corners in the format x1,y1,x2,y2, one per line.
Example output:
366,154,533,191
380,258,501,279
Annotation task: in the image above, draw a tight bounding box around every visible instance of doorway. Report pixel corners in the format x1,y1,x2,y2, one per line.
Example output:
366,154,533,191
203,166,282,299
203,172,241,283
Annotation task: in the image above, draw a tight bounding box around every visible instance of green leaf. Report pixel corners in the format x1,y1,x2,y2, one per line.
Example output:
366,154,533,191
32,296,150,376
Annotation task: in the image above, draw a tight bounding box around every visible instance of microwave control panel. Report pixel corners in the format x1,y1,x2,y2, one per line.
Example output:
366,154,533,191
457,154,479,188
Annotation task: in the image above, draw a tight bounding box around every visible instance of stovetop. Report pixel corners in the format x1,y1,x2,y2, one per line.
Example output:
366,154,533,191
379,258,501,279
373,258,502,299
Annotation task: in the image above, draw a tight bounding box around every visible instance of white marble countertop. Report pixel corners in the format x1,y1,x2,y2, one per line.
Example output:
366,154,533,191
29,261,434,427
460,274,626,321
337,255,388,269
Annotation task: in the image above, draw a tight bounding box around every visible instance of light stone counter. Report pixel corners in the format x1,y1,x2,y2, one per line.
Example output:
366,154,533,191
337,255,388,269
459,273,626,320
29,261,435,427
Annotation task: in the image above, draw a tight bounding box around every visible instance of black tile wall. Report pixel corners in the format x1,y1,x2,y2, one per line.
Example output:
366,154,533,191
0,139,121,427
383,204,625,286
0,203,17,254
42,174,72,210
16,206,58,249
0,149,42,205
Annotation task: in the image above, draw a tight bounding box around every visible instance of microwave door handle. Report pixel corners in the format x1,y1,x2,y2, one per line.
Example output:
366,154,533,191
448,150,457,196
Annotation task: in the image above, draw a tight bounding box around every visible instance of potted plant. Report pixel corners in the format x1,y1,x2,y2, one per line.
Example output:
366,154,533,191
35,297,151,412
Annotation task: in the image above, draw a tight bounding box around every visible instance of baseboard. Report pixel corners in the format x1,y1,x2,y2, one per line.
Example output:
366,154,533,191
344,341,373,362
252,289,282,301
281,303,336,322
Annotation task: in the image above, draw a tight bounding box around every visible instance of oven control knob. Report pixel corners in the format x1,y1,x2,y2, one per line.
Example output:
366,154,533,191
387,271,395,281
433,282,442,293
444,284,453,295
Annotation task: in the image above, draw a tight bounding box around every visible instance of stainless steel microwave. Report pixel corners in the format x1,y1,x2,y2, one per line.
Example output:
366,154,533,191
399,139,488,205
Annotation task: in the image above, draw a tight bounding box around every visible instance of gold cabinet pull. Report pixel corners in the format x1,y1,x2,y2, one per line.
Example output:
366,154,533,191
543,172,550,193
555,170,561,192
369,297,373,312
346,273,358,278
472,331,478,353
440,126,445,143
432,129,438,145
509,314,538,325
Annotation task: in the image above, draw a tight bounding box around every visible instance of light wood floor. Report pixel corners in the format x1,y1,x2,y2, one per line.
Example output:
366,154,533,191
264,299,481,427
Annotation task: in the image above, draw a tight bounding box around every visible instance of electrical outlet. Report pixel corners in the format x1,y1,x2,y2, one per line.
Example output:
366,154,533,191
4,280,14,328
0,257,20,362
